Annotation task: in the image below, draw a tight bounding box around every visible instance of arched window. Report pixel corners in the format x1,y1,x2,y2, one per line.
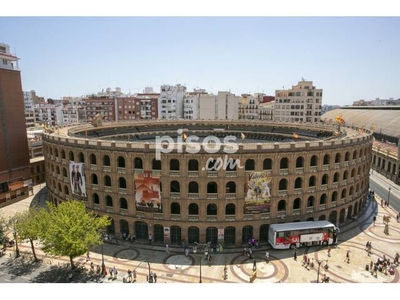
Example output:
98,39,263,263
93,193,99,204
321,174,328,185
170,181,180,193
61,149,66,159
263,158,272,170
335,153,341,163
207,203,217,215
345,151,350,162
119,177,127,189
341,189,347,199
69,151,74,161
104,175,111,187
106,195,113,207
323,154,330,165
188,203,199,215
90,154,97,165
307,196,314,207
207,181,218,193
296,157,304,168
152,158,161,170
188,159,198,171
245,159,255,171
309,176,316,187
226,181,236,193
103,155,110,166
294,177,302,189
188,181,198,193
91,174,98,184
78,152,84,163
353,150,358,160
171,202,180,214
310,155,318,167
277,200,286,211
134,157,143,169
64,185,69,195
120,198,128,209
293,198,301,210
351,168,355,178
170,159,180,171
343,170,348,180
55,148,59,158
331,191,338,202
320,194,327,205
280,157,288,169
333,172,339,183
56,166,60,175
278,179,287,191
225,203,235,215
118,156,125,168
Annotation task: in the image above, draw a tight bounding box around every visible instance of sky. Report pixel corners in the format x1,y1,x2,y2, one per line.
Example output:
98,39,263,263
1,2,400,107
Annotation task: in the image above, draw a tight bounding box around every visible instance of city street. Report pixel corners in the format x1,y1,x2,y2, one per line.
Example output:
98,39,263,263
1,172,400,285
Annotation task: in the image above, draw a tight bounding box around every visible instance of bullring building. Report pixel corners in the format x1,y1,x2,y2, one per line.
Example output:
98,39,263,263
43,120,373,247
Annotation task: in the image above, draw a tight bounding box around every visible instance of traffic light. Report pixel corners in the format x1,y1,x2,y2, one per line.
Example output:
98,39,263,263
249,271,257,283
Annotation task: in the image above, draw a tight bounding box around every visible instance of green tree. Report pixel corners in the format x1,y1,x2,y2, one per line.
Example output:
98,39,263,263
14,208,43,262
39,200,110,268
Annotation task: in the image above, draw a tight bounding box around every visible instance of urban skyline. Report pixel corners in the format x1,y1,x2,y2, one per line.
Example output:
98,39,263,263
1,15,400,106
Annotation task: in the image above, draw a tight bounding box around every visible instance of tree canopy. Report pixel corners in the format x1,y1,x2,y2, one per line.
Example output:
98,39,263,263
39,200,110,267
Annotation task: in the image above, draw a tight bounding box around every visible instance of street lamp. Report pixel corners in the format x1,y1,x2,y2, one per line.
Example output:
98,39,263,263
194,242,210,283
388,187,391,207
312,259,329,283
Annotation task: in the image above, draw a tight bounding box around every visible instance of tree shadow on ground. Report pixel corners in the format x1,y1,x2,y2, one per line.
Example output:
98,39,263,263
1,256,43,278
30,265,103,283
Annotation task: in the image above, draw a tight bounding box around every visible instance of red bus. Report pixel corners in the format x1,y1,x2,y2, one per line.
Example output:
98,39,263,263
268,221,338,249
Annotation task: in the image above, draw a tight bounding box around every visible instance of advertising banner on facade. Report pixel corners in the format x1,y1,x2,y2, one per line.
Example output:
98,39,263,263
69,161,87,199
135,170,162,212
244,171,272,214
164,227,170,238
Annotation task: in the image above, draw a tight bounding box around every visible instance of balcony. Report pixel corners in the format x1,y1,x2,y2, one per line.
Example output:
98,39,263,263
207,193,218,199
226,193,236,200
152,170,161,176
134,169,143,174
188,193,199,199
321,184,328,191
120,208,128,216
225,215,236,221
243,215,253,221
341,180,347,186
89,164,97,171
279,169,289,175
295,168,304,174
117,167,126,174
118,188,127,194
260,212,270,220
206,216,217,222
153,213,163,220
188,215,199,222
92,184,99,190
344,161,349,167
103,166,111,172
341,198,346,204
62,159,67,165
307,186,315,193
278,190,287,196
332,182,338,188
277,211,286,218
319,204,326,211
169,171,180,177
171,214,181,221
55,157,60,163
104,186,112,193
226,171,237,177
188,171,199,177
306,207,314,213
93,204,100,210
293,208,301,215
322,165,329,171
106,206,114,213
170,192,180,199
334,163,340,169
207,171,218,177
294,188,302,194
63,177,69,183
309,166,317,172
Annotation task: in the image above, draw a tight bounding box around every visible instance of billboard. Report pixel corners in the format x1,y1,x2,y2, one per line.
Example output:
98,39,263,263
244,171,272,214
135,170,161,212
69,161,87,199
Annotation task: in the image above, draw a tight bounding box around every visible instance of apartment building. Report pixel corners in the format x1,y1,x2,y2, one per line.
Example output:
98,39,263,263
274,80,323,123
158,84,186,119
117,93,159,121
85,97,116,122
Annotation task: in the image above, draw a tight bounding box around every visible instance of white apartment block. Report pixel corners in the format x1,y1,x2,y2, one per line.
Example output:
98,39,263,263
0,43,19,71
23,90,38,128
61,97,86,126
158,84,186,119
183,89,208,120
259,102,274,120
35,103,63,126
238,94,259,120
274,80,323,123
198,91,239,120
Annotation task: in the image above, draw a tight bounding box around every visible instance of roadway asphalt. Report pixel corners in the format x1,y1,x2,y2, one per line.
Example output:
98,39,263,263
1,173,400,285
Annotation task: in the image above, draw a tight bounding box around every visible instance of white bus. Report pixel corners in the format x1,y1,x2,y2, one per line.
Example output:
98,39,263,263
268,221,338,249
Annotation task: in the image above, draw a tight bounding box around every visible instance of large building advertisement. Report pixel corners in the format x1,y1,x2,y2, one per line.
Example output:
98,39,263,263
69,161,87,199
135,170,162,212
244,171,272,214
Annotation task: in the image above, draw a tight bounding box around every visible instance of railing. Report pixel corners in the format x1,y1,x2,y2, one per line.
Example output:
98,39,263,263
169,171,180,177
170,192,180,199
243,215,254,221
226,193,236,199
322,165,329,171
206,215,217,222
225,215,235,221
103,166,111,172
332,182,338,188
321,184,328,190
306,207,314,213
308,187,315,193
334,163,340,169
188,215,199,221
62,159,67,165
152,170,161,176
207,193,218,199
153,213,163,219
226,171,237,177
117,167,126,174
279,169,289,175
171,214,181,221
118,188,127,194
277,211,286,218
92,184,99,190
134,169,143,174
207,171,218,177
106,206,113,213
293,208,301,215
93,204,100,210
294,188,302,194
120,208,128,216
188,193,199,199
63,177,69,183
188,171,199,177
260,212,270,219
278,190,287,196
104,186,112,193
295,168,304,174
319,204,326,211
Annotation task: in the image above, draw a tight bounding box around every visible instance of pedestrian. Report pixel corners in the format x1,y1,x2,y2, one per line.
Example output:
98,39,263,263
223,265,228,280
133,269,137,283
370,261,373,272
127,269,132,282
265,251,270,263
253,259,257,271
373,215,376,225
86,251,90,261
148,234,153,244
90,261,94,272
248,248,253,259
96,265,101,275
109,267,113,278
113,267,118,279
345,250,350,263
166,243,170,254
327,246,331,257
243,247,247,256
154,273,157,283
293,248,297,261
185,248,189,257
